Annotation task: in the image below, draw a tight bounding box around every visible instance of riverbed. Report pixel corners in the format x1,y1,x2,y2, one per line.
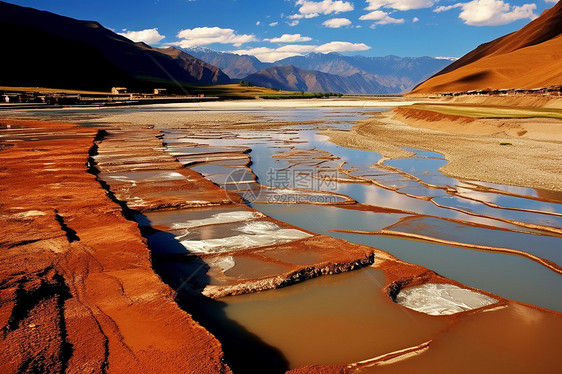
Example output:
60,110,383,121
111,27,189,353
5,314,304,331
5,102,561,373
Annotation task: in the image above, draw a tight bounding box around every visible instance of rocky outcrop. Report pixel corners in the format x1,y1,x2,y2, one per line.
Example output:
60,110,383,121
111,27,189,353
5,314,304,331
201,237,375,299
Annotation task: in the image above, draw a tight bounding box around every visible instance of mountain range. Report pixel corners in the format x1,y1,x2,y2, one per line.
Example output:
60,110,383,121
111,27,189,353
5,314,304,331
411,1,562,94
243,65,392,94
186,47,455,94
0,1,230,92
0,0,457,95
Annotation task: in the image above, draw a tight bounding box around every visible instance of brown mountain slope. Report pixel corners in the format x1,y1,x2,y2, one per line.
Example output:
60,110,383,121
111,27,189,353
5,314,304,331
155,47,231,84
411,1,562,94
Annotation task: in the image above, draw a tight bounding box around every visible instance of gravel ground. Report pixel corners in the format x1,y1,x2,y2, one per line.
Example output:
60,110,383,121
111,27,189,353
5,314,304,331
324,111,562,192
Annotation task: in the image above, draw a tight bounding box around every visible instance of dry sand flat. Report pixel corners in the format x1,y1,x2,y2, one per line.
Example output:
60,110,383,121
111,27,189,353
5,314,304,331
86,99,431,129
0,98,431,129
393,106,562,141
324,109,562,192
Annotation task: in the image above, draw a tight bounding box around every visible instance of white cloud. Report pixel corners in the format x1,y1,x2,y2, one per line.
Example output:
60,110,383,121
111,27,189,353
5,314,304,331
277,45,320,53
118,28,165,45
360,10,405,24
289,0,354,19
234,41,370,62
266,34,313,43
287,20,300,26
544,0,558,3
174,27,257,48
232,47,307,62
314,41,371,53
434,56,459,60
288,12,319,19
322,17,352,27
256,21,261,26
269,22,279,26
365,0,436,11
412,16,419,22
434,4,462,12
434,0,537,26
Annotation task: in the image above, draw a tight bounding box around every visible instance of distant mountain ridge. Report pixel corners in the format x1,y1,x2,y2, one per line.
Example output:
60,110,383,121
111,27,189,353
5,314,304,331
155,47,230,85
411,1,562,94
185,48,454,94
0,1,230,92
185,47,270,81
243,65,395,94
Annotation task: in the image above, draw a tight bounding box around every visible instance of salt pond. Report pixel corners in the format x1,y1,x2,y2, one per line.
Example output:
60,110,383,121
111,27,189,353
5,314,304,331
156,107,562,312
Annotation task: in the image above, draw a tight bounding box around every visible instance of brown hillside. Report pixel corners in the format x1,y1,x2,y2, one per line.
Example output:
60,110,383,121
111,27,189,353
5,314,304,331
412,2,562,94
0,1,229,92
155,46,231,84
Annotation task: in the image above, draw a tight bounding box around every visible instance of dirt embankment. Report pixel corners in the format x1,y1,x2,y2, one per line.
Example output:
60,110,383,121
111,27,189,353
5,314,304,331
447,95,562,109
392,107,562,141
0,120,231,373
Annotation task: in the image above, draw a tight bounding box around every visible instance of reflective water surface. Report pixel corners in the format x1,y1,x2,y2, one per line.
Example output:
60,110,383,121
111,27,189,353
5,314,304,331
157,107,562,312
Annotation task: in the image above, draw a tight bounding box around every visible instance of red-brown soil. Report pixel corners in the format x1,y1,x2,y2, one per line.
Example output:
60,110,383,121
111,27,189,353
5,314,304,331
411,2,562,94
0,120,231,373
95,128,242,211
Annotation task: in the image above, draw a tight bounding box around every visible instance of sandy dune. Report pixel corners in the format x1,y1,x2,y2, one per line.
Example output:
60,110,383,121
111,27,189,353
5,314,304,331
412,2,562,94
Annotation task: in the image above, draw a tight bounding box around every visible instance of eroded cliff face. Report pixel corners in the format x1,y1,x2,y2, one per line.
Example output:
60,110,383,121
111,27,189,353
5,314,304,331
0,120,231,373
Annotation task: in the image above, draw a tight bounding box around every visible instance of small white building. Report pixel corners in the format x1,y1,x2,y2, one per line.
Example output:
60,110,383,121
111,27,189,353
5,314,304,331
111,87,127,95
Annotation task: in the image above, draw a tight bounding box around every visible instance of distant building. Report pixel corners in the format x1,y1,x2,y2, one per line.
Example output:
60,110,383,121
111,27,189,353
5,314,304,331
153,88,167,95
111,87,127,95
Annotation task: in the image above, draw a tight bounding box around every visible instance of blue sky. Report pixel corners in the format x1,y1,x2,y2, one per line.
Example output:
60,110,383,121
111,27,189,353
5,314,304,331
8,0,558,62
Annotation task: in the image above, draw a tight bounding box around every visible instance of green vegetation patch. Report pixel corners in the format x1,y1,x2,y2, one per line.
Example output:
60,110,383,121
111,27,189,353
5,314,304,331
409,104,562,120
261,92,343,99
185,84,294,98
0,85,110,95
